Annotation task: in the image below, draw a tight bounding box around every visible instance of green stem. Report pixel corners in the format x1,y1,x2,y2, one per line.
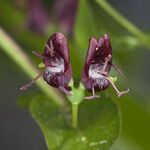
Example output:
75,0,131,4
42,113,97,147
0,26,65,107
72,104,79,128
95,0,150,48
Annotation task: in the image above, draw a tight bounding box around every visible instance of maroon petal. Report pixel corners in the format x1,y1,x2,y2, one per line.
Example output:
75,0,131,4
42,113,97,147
44,32,70,65
85,37,98,67
97,34,112,60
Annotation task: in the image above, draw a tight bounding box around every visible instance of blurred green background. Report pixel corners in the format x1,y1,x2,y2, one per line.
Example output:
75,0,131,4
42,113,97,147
0,0,150,150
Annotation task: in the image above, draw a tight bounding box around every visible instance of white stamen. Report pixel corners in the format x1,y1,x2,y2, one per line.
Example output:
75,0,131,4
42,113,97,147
89,64,103,78
46,58,64,77
89,64,109,89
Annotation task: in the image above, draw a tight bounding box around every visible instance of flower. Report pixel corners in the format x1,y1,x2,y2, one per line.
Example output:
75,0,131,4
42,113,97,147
36,32,72,94
53,0,79,35
81,34,112,92
27,0,78,35
20,32,72,94
27,0,49,34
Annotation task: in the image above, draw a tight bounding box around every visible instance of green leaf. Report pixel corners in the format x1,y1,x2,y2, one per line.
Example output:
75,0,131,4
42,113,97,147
119,96,150,150
18,95,32,109
38,62,45,68
30,95,121,150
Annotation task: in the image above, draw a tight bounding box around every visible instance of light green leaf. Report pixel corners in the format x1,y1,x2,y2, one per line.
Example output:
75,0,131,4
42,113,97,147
109,76,117,84
38,62,45,68
30,95,121,150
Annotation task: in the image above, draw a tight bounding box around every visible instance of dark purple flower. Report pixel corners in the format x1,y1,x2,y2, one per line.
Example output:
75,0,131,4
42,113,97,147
26,0,78,35
53,0,79,35
27,0,49,34
82,34,129,99
82,34,112,91
42,32,72,92
20,32,72,95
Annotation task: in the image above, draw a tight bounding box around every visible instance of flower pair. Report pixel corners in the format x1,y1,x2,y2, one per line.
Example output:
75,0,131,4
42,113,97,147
20,32,129,98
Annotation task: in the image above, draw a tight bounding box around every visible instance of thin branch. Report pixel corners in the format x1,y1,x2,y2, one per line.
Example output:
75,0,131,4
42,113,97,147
95,0,150,48
72,104,78,128
0,26,65,107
